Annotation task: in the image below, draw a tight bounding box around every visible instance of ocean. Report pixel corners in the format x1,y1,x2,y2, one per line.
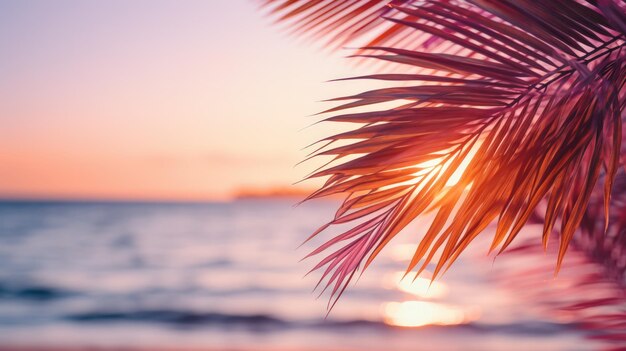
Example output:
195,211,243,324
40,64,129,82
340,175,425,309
0,199,596,350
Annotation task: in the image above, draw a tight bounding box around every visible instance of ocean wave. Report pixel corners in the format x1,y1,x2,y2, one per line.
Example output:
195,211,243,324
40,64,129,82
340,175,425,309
64,309,391,331
0,283,74,301
63,309,576,336
65,310,287,328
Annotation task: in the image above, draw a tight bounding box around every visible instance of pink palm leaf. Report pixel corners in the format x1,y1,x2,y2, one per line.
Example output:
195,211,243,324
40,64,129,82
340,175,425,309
263,0,626,309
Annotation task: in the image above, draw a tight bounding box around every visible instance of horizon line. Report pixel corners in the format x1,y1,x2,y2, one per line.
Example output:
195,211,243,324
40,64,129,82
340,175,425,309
0,193,315,204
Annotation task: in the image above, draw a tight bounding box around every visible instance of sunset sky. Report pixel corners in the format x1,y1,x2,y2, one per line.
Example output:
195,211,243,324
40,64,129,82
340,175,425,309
0,0,372,200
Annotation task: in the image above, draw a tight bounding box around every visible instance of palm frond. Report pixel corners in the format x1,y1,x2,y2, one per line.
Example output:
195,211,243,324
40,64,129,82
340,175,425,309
495,175,626,347
265,0,626,307
261,0,413,50
578,171,626,282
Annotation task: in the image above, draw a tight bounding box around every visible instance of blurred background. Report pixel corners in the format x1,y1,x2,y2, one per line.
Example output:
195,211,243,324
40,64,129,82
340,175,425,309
0,1,611,350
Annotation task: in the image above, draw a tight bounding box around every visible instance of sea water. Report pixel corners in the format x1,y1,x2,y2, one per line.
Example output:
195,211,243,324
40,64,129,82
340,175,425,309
0,199,593,350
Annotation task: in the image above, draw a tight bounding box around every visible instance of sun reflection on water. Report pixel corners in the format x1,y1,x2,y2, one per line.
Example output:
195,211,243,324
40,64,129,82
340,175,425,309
383,301,480,328
382,267,481,328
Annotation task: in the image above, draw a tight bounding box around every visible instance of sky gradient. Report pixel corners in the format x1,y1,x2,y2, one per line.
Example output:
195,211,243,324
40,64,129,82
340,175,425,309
0,0,372,200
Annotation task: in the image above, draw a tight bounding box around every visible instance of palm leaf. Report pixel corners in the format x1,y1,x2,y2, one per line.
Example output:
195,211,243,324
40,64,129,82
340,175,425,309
578,172,626,281
261,0,415,50
496,173,626,348
263,0,626,308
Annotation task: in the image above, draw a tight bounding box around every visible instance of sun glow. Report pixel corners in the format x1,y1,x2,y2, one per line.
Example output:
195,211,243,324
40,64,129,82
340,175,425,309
404,142,482,191
390,243,419,261
389,272,448,299
383,301,480,328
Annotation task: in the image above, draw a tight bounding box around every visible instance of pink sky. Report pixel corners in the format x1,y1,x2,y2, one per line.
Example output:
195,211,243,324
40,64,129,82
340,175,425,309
0,0,372,200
